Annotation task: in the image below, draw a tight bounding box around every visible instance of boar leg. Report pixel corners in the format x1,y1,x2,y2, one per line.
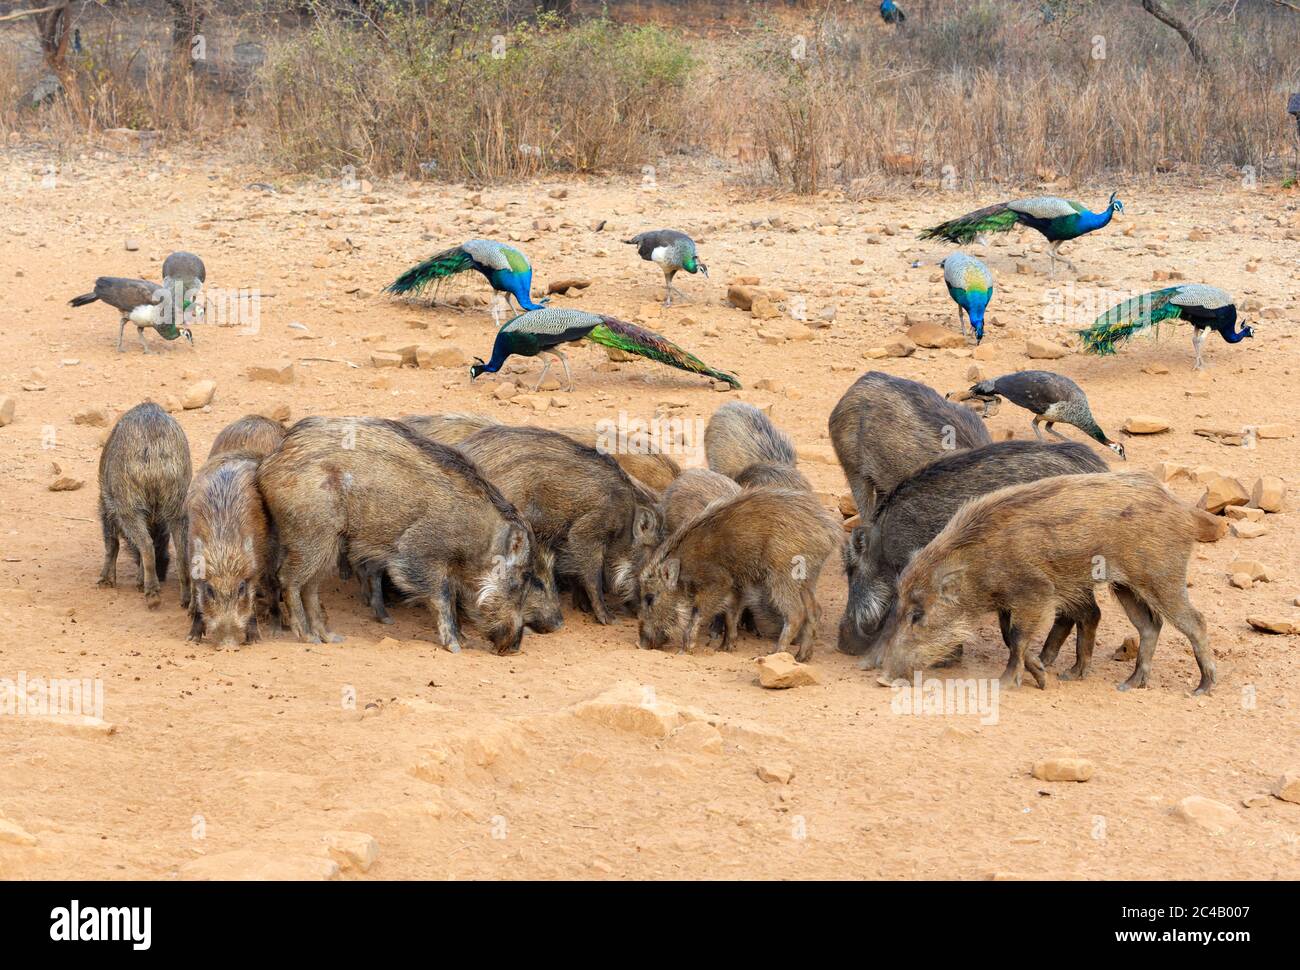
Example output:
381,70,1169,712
719,606,741,652
578,561,612,625
427,575,463,653
1112,585,1161,692
1037,615,1075,668
1059,598,1101,681
186,608,204,642
245,614,261,644
171,519,190,609
118,513,162,608
97,510,121,588
792,587,821,662
997,607,1049,689
301,582,336,643
1143,585,1216,695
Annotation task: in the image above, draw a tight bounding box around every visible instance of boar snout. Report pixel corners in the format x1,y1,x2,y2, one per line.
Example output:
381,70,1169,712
837,610,882,664
488,622,525,656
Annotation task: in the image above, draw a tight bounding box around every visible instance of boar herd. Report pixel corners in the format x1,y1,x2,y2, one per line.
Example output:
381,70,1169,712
94,368,1220,694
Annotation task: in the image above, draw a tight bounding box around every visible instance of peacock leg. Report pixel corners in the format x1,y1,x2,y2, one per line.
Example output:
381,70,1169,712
1031,415,1045,441
117,315,128,352
1192,328,1208,370
555,350,574,391
1045,421,1069,442
662,268,676,307
137,327,153,354
533,357,553,391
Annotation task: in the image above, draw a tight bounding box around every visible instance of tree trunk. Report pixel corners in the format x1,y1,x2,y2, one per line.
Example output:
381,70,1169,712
1139,0,1214,73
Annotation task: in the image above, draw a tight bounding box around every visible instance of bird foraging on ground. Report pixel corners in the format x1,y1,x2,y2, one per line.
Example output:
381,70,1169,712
69,277,192,352
469,308,740,391
880,0,906,24
162,250,206,312
920,193,1122,278
624,230,708,306
940,252,993,343
385,239,547,314
1077,284,1253,371
950,370,1125,460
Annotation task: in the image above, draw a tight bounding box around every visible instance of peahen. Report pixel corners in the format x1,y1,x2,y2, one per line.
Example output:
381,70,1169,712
950,371,1126,460
69,277,192,353
880,0,906,24
161,250,206,325
1077,284,1253,371
470,308,740,391
920,193,1123,278
385,239,547,313
940,252,993,343
624,230,708,307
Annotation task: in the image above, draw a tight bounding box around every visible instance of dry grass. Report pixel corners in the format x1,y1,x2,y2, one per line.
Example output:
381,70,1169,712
2,1,1298,191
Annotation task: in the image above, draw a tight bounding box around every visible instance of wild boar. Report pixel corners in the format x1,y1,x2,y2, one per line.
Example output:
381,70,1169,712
399,412,496,445
704,402,798,480
659,468,740,535
459,425,662,622
638,489,841,661
879,471,1219,694
97,401,192,609
257,417,534,653
185,452,279,647
734,462,813,492
565,425,682,493
207,414,286,461
829,371,991,519
839,440,1107,665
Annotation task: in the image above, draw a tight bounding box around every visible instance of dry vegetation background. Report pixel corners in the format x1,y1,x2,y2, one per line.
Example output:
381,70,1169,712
1,0,1299,191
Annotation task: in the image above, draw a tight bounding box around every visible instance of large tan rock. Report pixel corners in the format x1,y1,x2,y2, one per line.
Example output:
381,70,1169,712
571,682,683,738
1198,476,1249,514
884,336,917,358
416,345,470,369
1250,476,1285,513
1123,415,1169,435
1228,559,1271,582
1031,755,1095,782
1247,616,1297,635
73,407,108,427
182,380,216,409
321,831,379,872
1272,772,1300,803
727,284,758,311
907,321,965,349
756,652,820,689
1025,337,1069,359
247,359,296,384
1172,795,1239,835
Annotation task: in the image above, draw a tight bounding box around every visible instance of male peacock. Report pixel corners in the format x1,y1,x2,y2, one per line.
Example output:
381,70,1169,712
880,0,906,24
1077,284,1253,371
69,277,192,353
920,193,1123,278
940,252,993,343
386,239,547,313
624,230,708,307
950,370,1126,460
470,308,740,391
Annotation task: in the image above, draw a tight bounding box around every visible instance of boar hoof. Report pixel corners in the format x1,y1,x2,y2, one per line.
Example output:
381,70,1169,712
377,615,395,626
998,670,1023,689
97,576,115,589
1191,679,1214,696
144,590,162,610
325,633,345,644
444,641,462,654
1116,677,1145,692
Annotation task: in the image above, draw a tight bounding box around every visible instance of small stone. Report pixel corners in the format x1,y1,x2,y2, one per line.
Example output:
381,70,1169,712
0,395,13,427
757,763,794,785
1272,772,1300,803
1224,506,1264,522
756,651,820,689
1228,559,1270,583
182,379,216,409
1254,424,1293,440
907,321,965,349
1247,616,1297,635
1250,476,1285,513
1229,572,1253,590
884,337,916,358
73,407,108,427
546,278,591,295
370,351,403,369
49,476,84,492
124,237,140,251
667,721,723,755
1123,415,1169,435
247,359,295,384
1172,795,1239,835
1194,427,1249,447
1156,461,1193,483
1230,520,1267,539
1031,755,1095,782
492,382,517,401
416,345,470,369
751,296,780,320
321,831,379,872
727,284,758,311
1025,338,1068,359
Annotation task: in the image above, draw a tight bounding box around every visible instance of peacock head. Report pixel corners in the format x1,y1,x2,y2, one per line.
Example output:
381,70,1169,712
1242,323,1255,340
1108,192,1124,214
469,357,488,381
1107,440,1126,461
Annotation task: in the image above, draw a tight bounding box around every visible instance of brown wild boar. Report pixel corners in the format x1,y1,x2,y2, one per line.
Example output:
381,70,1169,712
399,412,496,445
207,414,286,461
879,471,1219,694
566,425,682,493
704,401,798,480
459,425,662,621
659,468,740,535
838,440,1107,666
829,371,991,519
97,401,192,609
258,417,534,653
638,489,840,661
185,452,279,647
734,462,813,492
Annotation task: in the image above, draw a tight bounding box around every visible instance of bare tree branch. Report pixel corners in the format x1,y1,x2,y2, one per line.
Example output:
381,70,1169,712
1139,0,1214,72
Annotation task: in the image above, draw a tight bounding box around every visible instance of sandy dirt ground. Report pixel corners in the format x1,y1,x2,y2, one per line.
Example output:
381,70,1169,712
0,145,1297,880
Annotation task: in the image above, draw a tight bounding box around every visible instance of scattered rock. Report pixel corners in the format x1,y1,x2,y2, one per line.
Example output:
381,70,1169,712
1272,772,1300,804
321,831,379,872
1025,338,1069,359
370,351,404,369
907,321,965,349
727,284,758,311
884,336,916,358
182,380,216,409
1254,424,1293,440
1228,559,1271,583
757,763,794,785
0,395,13,427
1156,461,1193,483
667,721,723,755
416,345,470,369
1229,572,1254,590
1250,476,1285,513
1123,415,1169,435
1172,795,1239,835
750,296,780,320
49,476,84,492
756,651,820,689
1198,476,1249,514
492,381,517,401
1247,616,1297,635
1195,427,1249,447
1031,754,1095,782
247,359,295,384
73,407,108,427
1230,520,1267,539
546,278,591,294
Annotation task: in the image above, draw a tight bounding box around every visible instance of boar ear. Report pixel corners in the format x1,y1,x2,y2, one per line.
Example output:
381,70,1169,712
659,558,681,589
847,526,869,559
937,567,965,604
504,525,529,565
632,505,660,545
